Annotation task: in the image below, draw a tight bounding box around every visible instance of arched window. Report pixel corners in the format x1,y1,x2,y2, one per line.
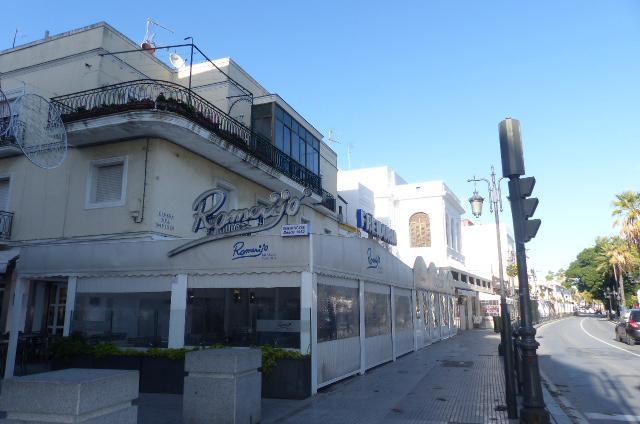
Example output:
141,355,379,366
409,212,431,247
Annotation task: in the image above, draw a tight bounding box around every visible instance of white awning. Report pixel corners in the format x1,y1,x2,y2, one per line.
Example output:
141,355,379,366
0,248,19,274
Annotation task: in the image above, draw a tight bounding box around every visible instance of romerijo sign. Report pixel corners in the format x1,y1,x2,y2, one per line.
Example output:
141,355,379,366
168,188,312,256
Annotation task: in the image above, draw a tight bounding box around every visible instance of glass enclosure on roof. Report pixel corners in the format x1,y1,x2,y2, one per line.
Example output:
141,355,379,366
252,103,320,175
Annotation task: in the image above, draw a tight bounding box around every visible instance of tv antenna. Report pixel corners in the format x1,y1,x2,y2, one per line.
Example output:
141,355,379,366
327,129,354,170
9,93,67,169
141,18,174,55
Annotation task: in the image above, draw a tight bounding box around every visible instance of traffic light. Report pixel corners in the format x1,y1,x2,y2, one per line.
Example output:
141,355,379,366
508,176,541,243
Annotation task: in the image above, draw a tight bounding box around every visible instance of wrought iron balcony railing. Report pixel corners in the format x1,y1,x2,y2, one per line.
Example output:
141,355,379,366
321,190,336,212
51,79,322,194
0,211,13,240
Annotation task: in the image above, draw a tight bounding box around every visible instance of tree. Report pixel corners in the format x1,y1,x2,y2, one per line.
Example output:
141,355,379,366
506,263,518,278
596,237,638,308
612,191,640,251
566,241,614,303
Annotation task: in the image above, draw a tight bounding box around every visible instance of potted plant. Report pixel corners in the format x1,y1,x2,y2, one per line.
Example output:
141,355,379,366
260,346,311,400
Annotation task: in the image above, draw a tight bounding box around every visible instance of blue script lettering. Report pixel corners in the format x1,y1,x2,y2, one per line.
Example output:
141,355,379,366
232,241,269,260
367,247,381,269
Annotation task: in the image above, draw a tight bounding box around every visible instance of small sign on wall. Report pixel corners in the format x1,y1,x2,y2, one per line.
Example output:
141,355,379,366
281,224,309,237
155,210,175,231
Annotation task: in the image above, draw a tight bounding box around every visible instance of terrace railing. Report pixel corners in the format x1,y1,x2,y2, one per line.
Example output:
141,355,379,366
51,79,322,194
0,211,13,240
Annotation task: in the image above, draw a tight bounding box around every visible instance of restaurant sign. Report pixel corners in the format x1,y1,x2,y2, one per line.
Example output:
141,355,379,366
168,188,311,256
356,209,397,246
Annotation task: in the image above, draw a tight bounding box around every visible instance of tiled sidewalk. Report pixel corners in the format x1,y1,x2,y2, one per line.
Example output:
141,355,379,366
139,330,515,424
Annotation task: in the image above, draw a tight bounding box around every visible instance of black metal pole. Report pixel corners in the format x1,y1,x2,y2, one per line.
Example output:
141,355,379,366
508,177,550,423
493,196,518,419
185,38,194,106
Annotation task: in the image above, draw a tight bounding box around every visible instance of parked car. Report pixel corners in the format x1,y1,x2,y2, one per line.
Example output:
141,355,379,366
615,309,640,345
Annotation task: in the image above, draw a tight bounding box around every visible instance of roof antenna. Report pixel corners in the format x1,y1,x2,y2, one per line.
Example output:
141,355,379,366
141,18,174,55
327,129,354,170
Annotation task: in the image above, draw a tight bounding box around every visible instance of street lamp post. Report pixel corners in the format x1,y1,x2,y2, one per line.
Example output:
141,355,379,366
468,166,518,419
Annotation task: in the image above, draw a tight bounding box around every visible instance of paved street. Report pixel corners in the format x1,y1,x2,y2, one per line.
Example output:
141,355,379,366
537,315,640,423
139,330,517,424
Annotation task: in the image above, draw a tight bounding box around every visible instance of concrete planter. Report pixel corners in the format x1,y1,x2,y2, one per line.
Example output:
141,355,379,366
51,356,185,394
262,356,311,399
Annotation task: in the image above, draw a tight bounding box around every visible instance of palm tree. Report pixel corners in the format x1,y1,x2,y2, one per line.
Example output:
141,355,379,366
596,237,638,309
612,191,640,251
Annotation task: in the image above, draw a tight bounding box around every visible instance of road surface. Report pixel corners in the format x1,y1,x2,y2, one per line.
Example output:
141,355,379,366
537,315,640,423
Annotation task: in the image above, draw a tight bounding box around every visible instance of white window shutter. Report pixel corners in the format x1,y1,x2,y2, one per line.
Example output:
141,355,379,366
94,163,123,203
0,179,9,211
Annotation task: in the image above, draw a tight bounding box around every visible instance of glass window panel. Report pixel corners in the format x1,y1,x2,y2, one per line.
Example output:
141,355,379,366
284,112,292,128
276,105,284,121
306,144,315,171
276,120,284,150
394,295,412,331
291,132,300,162
298,135,306,164
317,283,359,342
431,293,438,328
298,126,306,141
283,128,291,155
292,121,299,136
313,137,320,150
365,291,391,337
72,292,170,348
409,213,431,247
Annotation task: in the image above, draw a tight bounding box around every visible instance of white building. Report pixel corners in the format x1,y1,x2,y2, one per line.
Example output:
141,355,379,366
338,167,494,330
0,22,461,394
461,219,516,294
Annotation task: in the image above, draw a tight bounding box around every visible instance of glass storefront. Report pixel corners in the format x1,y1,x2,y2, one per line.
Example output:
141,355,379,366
365,291,391,337
394,294,413,331
185,287,300,348
317,283,359,342
72,292,170,347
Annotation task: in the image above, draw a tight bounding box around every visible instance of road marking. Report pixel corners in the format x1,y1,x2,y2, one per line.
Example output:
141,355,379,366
586,412,640,422
579,318,640,358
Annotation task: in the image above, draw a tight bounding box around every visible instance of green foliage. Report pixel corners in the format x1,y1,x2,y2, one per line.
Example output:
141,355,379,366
506,263,518,278
51,338,308,369
260,345,304,374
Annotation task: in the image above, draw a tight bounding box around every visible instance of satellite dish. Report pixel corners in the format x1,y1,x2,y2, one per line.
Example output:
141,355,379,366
10,93,67,169
169,52,186,69
0,88,12,137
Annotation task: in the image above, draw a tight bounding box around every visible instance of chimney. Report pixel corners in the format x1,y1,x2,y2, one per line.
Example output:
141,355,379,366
44,30,50,40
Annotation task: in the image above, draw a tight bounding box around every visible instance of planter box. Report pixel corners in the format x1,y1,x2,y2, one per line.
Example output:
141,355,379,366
140,357,185,394
50,356,184,395
261,357,311,400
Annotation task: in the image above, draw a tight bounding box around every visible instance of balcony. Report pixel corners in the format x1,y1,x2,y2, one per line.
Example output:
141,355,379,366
0,211,13,240
51,79,322,195
321,190,336,212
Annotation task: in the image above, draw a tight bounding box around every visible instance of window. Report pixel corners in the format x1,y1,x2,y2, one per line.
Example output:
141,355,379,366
185,287,300,348
72,291,170,348
409,212,431,247
365,291,391,337
86,157,127,208
0,177,9,211
274,105,320,175
394,294,413,331
317,283,359,342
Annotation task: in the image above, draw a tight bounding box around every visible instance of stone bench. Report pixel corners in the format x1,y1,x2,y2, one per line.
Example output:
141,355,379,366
183,348,261,424
0,368,138,423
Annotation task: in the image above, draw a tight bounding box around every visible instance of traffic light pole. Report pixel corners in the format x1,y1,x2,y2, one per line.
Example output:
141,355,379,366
492,191,518,419
508,177,549,423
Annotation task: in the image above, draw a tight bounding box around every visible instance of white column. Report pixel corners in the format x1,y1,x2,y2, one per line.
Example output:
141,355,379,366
300,272,313,355
390,285,396,361
63,277,77,337
168,274,187,348
5,277,27,378
310,275,318,394
412,289,418,352
358,279,365,375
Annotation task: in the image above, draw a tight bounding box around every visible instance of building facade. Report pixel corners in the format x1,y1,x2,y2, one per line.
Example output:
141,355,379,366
0,22,460,393
338,167,495,330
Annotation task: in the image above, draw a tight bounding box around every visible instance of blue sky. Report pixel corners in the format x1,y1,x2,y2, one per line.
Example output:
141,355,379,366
5,1,640,276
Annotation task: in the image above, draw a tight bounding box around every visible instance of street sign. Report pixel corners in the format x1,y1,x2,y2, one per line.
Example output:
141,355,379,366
281,224,309,237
